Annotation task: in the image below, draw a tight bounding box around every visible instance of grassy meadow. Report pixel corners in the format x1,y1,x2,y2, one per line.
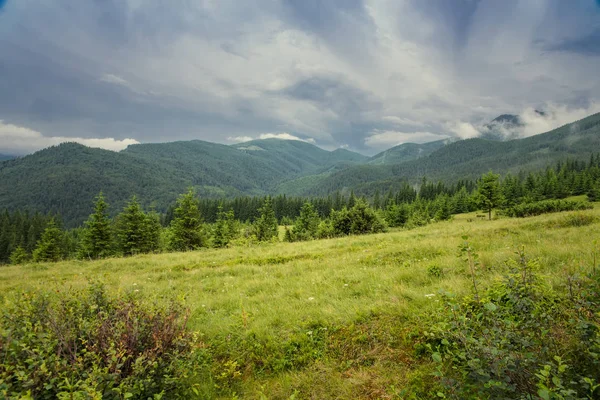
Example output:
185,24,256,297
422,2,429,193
2,205,599,398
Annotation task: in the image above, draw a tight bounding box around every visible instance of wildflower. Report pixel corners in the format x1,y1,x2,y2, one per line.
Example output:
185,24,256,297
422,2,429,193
308,297,315,301
425,293,435,298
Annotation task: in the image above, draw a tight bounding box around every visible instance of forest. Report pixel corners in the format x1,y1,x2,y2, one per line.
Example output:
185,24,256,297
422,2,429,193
1,155,599,266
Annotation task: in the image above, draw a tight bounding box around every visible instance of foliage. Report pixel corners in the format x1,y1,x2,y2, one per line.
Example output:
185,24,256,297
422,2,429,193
254,197,278,242
32,218,64,262
505,199,592,218
477,171,503,220
9,246,29,265
79,192,113,259
116,196,161,256
423,248,600,399
285,202,320,242
0,210,51,264
212,206,238,248
0,283,204,399
169,189,206,251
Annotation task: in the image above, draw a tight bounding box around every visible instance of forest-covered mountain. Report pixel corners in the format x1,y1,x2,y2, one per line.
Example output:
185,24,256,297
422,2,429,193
1,112,599,226
367,139,451,165
0,154,15,162
296,112,600,196
0,139,366,226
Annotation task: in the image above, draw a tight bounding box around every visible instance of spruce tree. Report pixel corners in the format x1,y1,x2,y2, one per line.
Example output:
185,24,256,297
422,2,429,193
10,246,29,265
212,205,231,248
32,218,63,262
290,202,320,241
478,171,503,220
169,188,205,251
79,192,112,259
116,196,160,256
255,197,278,242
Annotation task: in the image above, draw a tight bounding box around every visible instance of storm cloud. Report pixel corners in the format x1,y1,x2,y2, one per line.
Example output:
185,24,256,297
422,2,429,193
0,0,599,155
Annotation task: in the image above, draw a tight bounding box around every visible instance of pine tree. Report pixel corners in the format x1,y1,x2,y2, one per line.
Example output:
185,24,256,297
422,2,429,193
10,246,29,265
478,171,503,220
32,218,63,262
213,206,233,248
289,202,320,241
373,190,381,210
169,188,205,251
255,197,278,242
79,192,112,259
116,196,160,256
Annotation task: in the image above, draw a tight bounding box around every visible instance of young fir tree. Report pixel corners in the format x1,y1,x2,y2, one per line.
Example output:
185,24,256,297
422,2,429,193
32,218,64,262
478,171,503,220
10,246,29,265
213,206,236,248
116,196,160,256
255,197,278,242
288,202,320,241
79,192,112,259
169,188,205,251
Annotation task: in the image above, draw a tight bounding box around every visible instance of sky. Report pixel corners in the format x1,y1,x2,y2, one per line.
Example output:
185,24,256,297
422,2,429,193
1,0,600,156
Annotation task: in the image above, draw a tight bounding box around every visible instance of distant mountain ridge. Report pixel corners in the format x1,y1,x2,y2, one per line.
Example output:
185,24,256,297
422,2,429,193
0,139,367,226
367,139,452,165
1,112,599,226
0,154,16,162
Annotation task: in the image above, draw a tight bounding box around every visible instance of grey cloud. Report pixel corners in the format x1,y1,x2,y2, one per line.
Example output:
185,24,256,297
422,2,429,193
281,75,380,118
0,0,600,156
548,29,600,56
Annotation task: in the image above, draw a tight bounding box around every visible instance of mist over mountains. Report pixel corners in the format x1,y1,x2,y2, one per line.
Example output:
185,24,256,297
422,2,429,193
1,111,600,226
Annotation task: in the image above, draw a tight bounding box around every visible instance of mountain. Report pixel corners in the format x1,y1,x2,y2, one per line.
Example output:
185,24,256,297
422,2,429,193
481,110,546,141
0,139,367,226
1,112,599,226
367,139,451,165
293,112,600,196
0,154,16,162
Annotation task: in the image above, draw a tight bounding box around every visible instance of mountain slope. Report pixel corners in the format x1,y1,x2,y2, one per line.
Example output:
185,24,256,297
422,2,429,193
0,139,368,226
0,143,189,226
0,154,15,162
1,112,599,225
367,139,450,165
296,112,600,195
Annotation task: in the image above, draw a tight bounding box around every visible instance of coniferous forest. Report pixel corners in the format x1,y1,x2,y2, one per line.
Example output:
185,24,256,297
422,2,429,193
2,155,599,265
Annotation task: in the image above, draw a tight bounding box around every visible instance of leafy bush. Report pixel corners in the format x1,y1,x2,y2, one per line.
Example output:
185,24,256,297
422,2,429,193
0,283,206,399
505,199,592,218
555,213,597,228
422,248,600,399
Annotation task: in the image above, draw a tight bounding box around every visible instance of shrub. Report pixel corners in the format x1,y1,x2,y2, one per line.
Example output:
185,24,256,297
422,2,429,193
423,248,600,399
0,283,205,399
506,199,592,218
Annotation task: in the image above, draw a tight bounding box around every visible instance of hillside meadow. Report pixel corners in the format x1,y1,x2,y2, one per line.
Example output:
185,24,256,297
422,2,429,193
1,205,599,398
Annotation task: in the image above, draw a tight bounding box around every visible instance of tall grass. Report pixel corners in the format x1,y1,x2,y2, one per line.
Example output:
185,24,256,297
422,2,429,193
1,207,599,398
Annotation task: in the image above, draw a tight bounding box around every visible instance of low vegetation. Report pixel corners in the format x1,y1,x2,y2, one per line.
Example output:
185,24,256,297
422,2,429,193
1,205,599,398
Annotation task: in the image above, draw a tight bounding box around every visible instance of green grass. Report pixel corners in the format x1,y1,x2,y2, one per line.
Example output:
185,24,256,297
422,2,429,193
2,207,600,398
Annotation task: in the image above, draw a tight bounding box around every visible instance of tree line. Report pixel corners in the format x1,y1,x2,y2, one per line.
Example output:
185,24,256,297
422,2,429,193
2,155,600,264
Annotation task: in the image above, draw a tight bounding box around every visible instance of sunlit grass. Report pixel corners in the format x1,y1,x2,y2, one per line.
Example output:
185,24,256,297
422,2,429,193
2,205,599,398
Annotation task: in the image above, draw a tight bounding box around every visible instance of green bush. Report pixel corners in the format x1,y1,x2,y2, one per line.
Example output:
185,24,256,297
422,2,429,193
422,249,600,399
506,199,592,218
0,283,207,399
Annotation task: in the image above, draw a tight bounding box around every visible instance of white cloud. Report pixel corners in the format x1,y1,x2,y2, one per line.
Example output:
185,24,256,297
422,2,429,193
258,132,316,144
447,102,600,141
364,130,446,149
0,120,139,154
227,136,253,143
519,103,600,138
447,122,481,140
382,116,427,128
